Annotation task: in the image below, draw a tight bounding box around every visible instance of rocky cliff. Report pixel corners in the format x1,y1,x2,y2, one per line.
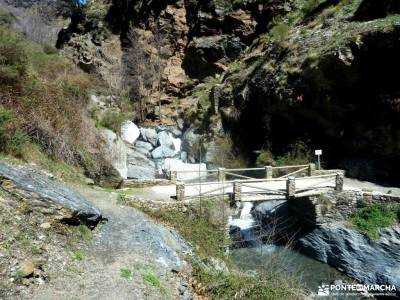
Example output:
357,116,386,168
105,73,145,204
54,0,400,183
212,0,400,183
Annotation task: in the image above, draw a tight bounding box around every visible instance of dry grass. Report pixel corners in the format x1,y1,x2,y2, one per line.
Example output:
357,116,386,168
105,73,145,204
0,22,114,183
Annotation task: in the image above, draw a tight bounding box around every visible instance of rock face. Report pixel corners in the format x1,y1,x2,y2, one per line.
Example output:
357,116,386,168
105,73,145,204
0,163,102,227
101,129,128,179
212,1,400,184
298,222,400,295
183,35,245,79
127,149,156,179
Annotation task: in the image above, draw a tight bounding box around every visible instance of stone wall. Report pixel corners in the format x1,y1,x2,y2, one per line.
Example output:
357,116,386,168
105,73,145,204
288,190,362,226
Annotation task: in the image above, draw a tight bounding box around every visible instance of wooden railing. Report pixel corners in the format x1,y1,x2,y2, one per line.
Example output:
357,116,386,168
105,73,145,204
174,171,345,201
169,163,318,182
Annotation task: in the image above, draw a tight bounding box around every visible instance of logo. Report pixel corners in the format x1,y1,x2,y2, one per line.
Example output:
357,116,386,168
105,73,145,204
317,284,330,296
317,282,397,297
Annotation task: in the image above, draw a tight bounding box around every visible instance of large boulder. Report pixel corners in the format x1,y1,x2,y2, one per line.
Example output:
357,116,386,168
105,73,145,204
121,121,140,145
101,129,128,179
140,127,159,147
152,145,176,159
298,222,400,295
127,149,157,179
134,141,154,157
0,163,102,228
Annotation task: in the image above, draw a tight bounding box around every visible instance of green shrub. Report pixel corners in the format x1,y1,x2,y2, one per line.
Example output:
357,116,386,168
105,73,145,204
42,44,58,55
256,149,275,167
143,273,161,287
191,258,304,300
209,137,247,169
270,23,290,44
301,0,325,15
275,140,311,166
0,8,14,26
0,26,28,84
141,199,229,259
120,268,132,279
0,107,29,156
98,110,129,135
352,204,400,239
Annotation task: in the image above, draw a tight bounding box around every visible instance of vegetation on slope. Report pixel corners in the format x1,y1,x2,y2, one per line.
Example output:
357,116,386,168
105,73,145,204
352,202,400,239
129,198,304,299
0,11,117,184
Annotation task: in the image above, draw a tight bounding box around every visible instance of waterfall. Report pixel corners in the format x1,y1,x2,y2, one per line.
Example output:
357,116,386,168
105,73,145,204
229,202,257,244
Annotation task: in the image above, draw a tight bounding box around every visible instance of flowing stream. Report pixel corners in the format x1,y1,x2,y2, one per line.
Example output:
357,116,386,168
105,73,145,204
229,202,362,299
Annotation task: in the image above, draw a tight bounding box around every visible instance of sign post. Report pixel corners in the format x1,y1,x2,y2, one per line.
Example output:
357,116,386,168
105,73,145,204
315,149,322,170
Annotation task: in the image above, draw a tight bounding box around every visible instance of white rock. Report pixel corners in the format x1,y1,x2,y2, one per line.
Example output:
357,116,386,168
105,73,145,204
121,121,140,145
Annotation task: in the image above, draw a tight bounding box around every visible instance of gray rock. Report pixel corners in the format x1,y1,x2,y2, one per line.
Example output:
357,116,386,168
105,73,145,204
205,141,218,166
127,166,156,180
254,200,288,220
182,127,201,154
157,131,174,149
139,127,158,147
180,151,188,162
176,118,184,130
0,163,102,227
134,141,153,157
183,35,246,79
135,147,151,157
101,129,127,179
171,128,182,137
183,291,193,300
298,222,400,294
127,149,156,179
152,146,176,159
135,141,154,151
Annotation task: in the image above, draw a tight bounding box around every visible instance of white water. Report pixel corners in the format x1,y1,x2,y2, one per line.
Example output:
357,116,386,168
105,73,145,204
229,202,256,230
169,133,181,154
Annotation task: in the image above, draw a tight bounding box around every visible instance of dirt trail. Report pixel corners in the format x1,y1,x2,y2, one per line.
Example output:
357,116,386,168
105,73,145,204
28,187,192,300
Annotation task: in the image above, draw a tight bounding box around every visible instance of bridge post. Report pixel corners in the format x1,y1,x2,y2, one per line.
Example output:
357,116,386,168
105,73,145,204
286,176,296,198
335,173,344,192
169,171,177,181
265,166,273,179
233,180,242,202
308,163,316,176
218,168,226,182
176,182,185,201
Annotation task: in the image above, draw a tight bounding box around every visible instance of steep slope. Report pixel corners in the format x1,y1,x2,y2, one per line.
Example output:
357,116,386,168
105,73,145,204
213,0,400,183
36,0,400,183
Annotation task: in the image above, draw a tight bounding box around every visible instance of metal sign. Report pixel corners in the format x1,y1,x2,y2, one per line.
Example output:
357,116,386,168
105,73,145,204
315,149,322,170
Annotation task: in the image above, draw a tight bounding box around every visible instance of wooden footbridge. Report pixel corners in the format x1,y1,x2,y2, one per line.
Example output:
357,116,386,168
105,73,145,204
168,164,345,202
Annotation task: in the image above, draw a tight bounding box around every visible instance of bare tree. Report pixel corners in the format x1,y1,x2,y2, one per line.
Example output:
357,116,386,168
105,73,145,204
152,24,167,122
122,24,167,122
